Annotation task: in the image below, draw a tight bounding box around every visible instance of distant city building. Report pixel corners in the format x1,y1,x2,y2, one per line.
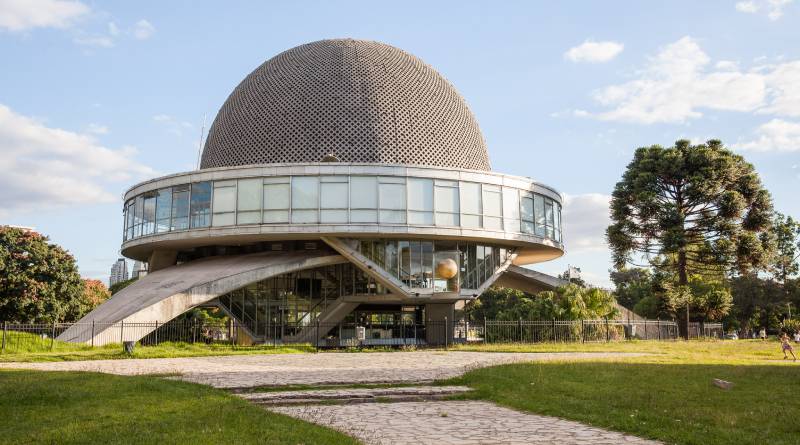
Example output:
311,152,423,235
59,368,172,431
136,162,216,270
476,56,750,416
131,260,148,279
61,39,565,347
109,258,128,287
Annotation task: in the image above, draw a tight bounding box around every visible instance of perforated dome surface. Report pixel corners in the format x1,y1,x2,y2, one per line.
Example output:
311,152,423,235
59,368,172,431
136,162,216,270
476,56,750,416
200,39,490,171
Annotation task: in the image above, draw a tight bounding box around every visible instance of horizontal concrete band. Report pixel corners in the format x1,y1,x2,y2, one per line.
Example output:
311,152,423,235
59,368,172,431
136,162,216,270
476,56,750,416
124,163,563,202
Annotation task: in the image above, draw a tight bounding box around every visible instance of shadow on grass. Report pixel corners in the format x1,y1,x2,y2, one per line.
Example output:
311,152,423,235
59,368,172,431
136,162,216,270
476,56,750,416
446,361,797,445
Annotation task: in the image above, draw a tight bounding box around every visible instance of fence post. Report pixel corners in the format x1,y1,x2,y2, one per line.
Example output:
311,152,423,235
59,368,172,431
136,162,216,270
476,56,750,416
658,319,662,341
154,321,159,345
444,317,448,350
484,316,487,344
605,318,610,342
50,322,56,350
90,320,95,348
552,318,556,342
192,320,197,344
315,320,319,353
1,322,6,354
581,319,585,343
120,320,124,344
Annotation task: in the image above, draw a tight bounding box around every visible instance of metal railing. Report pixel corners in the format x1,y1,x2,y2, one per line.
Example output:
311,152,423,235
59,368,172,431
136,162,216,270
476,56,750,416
0,318,721,354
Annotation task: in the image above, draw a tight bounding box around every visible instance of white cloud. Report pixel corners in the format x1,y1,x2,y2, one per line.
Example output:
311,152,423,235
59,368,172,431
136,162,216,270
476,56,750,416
73,34,113,48
562,193,611,253
153,114,192,136
86,123,108,134
107,21,119,36
581,36,800,124
736,0,793,20
132,19,154,40
564,40,624,63
0,0,89,31
0,104,154,216
737,119,800,152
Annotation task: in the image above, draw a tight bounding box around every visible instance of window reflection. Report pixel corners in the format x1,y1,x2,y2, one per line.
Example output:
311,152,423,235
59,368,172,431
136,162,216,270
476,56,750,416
190,182,211,228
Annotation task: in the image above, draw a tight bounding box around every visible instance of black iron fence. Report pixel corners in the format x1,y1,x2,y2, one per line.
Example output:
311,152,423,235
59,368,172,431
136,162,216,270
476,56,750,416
0,318,723,354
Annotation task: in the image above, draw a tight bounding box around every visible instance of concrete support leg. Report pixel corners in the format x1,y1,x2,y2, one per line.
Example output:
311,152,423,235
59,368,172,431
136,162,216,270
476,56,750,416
148,250,178,273
425,303,454,346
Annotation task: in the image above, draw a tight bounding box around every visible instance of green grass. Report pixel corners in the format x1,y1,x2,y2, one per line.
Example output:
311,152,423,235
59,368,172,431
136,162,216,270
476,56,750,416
0,370,357,445
0,332,314,362
445,340,798,445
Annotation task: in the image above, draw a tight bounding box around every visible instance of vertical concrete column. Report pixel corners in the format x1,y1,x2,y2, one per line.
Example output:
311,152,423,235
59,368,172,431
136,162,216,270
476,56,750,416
148,250,178,273
425,303,454,346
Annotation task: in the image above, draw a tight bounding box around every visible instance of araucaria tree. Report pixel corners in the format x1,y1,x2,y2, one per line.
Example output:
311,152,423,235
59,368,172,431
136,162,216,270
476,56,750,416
606,140,774,334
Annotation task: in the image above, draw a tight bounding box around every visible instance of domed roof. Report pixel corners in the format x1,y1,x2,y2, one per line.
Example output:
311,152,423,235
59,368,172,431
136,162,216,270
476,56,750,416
200,39,490,171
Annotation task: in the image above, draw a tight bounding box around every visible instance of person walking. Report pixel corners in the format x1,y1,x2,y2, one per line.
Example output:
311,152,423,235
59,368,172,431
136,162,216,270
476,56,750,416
759,328,767,340
781,333,797,361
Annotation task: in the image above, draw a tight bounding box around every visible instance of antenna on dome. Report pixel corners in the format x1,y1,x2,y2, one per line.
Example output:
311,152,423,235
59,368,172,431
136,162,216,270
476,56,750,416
195,113,207,170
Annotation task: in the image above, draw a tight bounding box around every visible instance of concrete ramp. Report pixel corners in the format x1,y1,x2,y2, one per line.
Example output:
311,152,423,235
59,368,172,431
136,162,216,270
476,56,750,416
284,297,359,344
58,251,346,345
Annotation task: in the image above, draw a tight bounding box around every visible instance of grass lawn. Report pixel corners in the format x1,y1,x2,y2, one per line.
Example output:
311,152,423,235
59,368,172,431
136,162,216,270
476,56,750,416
0,335,314,362
446,340,799,445
0,370,357,445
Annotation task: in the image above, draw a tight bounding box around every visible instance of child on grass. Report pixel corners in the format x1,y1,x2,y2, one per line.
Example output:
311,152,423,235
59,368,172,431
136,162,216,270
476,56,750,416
780,333,797,361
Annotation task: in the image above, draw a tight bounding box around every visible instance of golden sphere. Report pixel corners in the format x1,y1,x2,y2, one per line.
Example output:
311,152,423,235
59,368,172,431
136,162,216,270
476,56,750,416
436,258,458,279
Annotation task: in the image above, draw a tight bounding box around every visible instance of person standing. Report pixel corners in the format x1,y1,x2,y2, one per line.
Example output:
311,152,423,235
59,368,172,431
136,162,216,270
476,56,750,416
759,328,767,340
780,333,797,361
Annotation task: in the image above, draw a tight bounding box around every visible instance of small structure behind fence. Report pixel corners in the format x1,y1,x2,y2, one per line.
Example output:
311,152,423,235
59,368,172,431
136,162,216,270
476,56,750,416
0,318,723,354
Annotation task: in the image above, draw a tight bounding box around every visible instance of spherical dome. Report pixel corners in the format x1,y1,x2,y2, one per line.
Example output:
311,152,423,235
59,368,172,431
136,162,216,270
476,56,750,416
200,39,490,171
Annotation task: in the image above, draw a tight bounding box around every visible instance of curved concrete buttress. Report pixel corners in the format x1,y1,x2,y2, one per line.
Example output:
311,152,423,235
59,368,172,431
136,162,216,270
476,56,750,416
58,251,347,345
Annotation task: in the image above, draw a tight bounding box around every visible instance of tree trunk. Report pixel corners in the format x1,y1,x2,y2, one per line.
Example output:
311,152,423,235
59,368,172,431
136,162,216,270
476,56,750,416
678,249,690,339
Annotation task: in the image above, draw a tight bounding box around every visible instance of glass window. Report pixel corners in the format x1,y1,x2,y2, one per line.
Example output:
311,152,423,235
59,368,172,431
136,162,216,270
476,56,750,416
321,209,348,223
237,178,261,211
212,181,236,227
155,188,171,233
171,185,190,230
125,200,135,240
379,181,405,210
534,194,546,237
408,178,433,225
435,180,459,226
237,178,261,225
190,182,211,228
554,202,562,242
291,177,318,209
545,199,555,239
350,209,377,223
380,210,405,224
520,193,534,234
320,177,348,209
263,178,290,224
133,195,144,238
143,192,155,236
483,185,502,230
350,176,377,209
502,188,519,232
460,182,481,214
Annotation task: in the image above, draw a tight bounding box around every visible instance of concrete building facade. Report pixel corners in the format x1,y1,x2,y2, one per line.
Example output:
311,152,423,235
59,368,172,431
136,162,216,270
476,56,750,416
109,258,129,287
60,39,565,346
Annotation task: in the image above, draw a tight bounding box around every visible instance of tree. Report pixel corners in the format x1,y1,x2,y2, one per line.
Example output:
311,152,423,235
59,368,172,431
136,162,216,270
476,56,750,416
610,267,653,310
771,213,800,284
470,285,619,321
0,226,84,323
109,277,138,295
606,140,774,336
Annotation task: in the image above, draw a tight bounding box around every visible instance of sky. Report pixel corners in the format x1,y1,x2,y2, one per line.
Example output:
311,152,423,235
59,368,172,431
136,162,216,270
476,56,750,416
1,0,799,287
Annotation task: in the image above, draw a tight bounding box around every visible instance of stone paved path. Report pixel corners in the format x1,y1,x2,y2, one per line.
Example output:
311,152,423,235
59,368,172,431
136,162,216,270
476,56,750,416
240,385,471,405
0,351,644,388
271,400,662,445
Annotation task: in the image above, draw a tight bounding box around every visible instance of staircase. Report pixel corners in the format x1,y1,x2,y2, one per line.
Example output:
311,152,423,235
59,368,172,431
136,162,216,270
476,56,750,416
284,297,359,344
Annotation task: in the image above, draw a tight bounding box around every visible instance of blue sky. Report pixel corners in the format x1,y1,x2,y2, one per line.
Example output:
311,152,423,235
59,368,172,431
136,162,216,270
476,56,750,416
1,0,799,286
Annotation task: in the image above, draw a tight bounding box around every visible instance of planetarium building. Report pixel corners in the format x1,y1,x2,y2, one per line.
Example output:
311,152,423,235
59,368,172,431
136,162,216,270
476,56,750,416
61,39,564,346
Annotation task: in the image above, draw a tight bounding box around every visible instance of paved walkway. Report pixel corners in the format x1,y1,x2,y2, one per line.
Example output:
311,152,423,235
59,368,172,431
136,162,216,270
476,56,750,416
272,400,662,445
0,351,643,388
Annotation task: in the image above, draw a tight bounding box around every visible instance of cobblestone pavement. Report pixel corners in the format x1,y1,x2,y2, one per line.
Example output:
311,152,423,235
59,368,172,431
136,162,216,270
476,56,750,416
0,351,643,388
271,400,662,445
240,385,471,404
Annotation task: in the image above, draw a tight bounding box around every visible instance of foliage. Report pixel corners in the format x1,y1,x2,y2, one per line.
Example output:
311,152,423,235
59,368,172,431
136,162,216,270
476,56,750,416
781,319,800,336
109,277,137,295
770,212,800,283
610,267,653,309
606,139,774,285
727,275,797,333
0,370,357,444
471,285,619,321
0,226,84,323
64,279,110,321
